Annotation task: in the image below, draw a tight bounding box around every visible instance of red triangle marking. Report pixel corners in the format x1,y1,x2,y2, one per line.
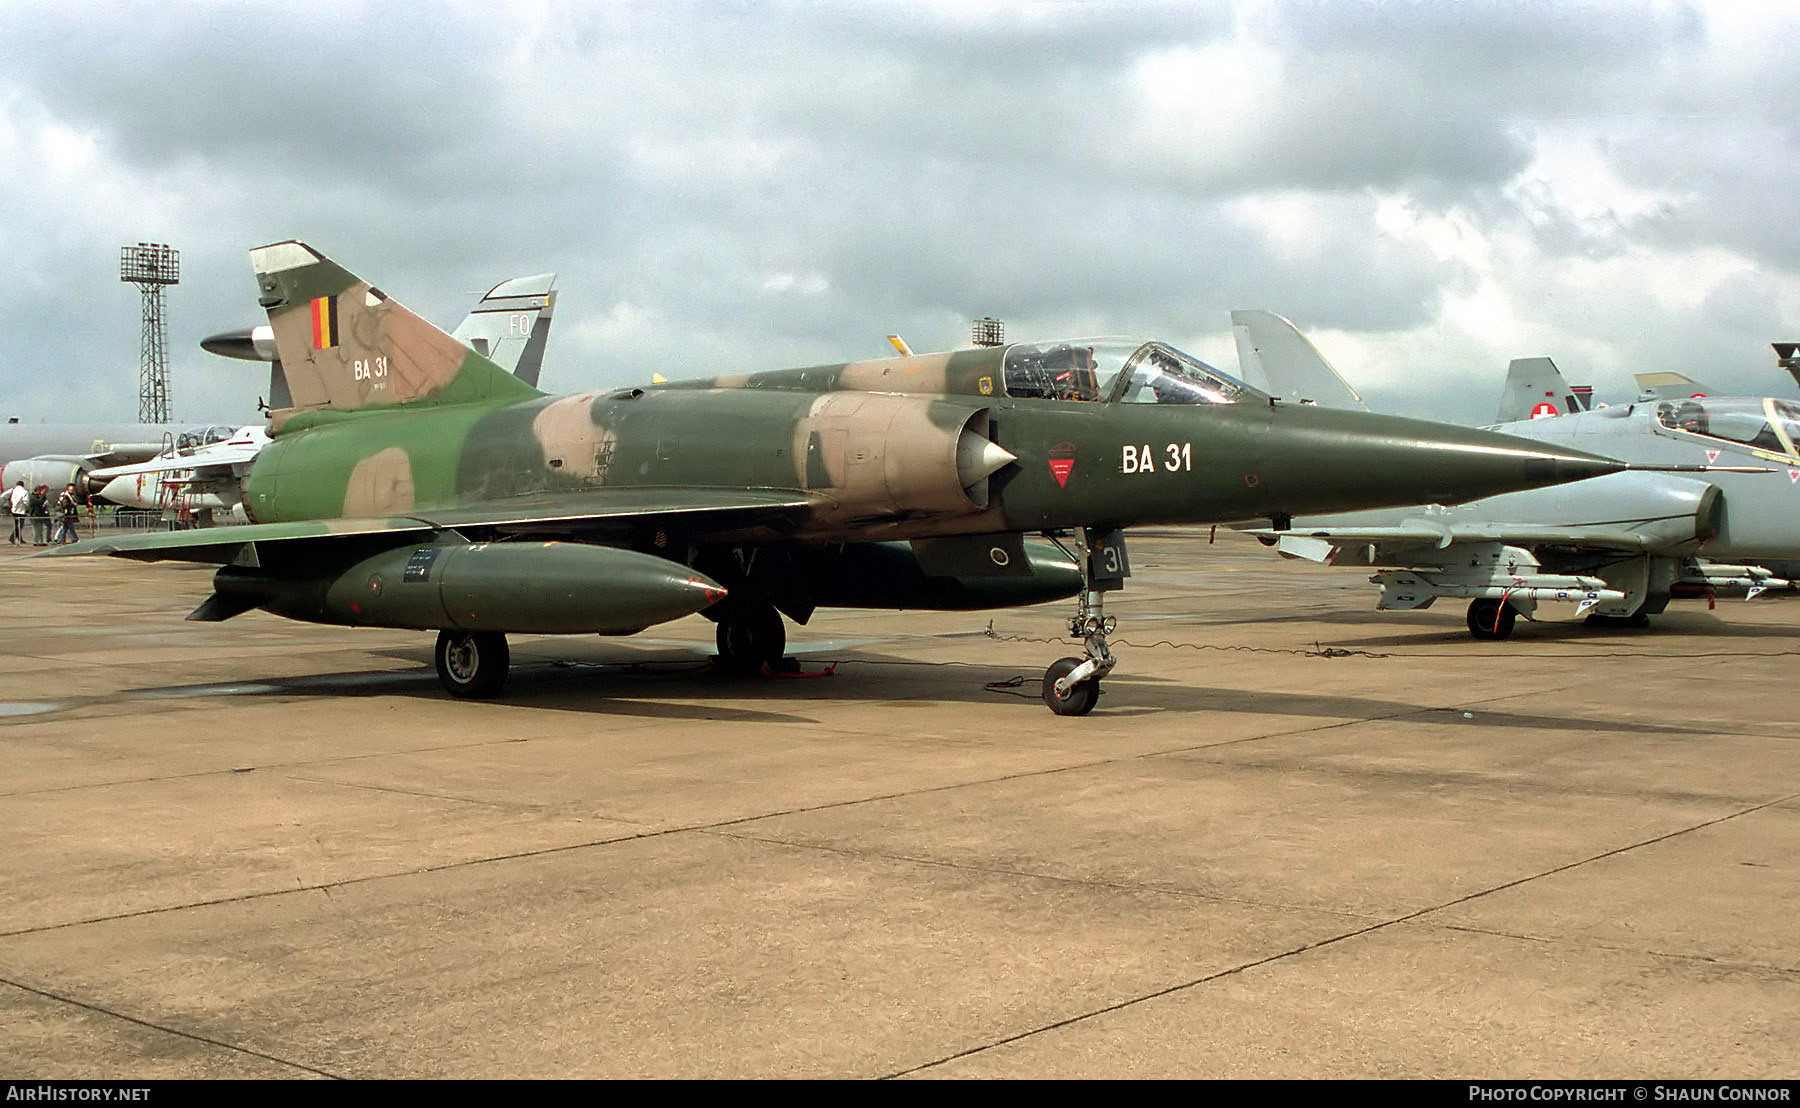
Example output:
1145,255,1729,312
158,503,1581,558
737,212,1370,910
1049,459,1074,488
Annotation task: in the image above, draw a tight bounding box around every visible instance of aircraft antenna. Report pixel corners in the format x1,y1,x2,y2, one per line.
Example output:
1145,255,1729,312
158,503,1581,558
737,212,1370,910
972,317,1005,347
121,242,180,424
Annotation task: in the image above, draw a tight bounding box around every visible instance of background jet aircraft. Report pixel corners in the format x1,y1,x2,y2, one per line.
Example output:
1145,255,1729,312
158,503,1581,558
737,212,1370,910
1240,312,1794,639
48,241,1626,714
87,425,268,525
0,421,225,495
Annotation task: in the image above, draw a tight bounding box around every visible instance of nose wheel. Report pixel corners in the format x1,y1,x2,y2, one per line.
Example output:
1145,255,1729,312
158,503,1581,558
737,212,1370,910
1043,655,1102,715
1040,528,1127,716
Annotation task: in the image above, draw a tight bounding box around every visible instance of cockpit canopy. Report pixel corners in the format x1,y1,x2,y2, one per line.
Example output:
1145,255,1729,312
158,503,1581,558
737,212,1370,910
1655,397,1800,459
173,425,236,453
1003,340,1259,405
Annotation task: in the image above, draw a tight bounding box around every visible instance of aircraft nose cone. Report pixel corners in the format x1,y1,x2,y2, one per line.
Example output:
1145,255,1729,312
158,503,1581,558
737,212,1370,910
1263,408,1624,514
97,475,138,507
200,326,278,362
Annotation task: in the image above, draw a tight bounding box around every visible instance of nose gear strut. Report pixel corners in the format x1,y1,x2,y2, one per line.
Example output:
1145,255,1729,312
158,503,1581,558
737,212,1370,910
1041,527,1128,716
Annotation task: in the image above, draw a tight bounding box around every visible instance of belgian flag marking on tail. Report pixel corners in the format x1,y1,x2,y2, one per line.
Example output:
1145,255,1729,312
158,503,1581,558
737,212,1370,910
311,296,339,349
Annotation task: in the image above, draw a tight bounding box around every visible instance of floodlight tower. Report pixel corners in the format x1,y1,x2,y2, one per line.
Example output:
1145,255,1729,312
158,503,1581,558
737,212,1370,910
971,317,1005,347
120,242,179,424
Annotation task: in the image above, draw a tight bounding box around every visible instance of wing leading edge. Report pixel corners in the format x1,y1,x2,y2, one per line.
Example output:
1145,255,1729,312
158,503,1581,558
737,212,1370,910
40,486,821,565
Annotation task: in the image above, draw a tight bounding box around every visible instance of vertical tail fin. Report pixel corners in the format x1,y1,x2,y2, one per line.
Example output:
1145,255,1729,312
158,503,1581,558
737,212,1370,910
1633,371,1716,403
1775,344,1800,392
1229,309,1368,410
1497,357,1576,423
251,241,542,425
449,274,557,388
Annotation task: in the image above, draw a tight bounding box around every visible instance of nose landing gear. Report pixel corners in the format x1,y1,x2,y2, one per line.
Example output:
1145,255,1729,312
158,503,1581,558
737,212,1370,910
1041,527,1128,716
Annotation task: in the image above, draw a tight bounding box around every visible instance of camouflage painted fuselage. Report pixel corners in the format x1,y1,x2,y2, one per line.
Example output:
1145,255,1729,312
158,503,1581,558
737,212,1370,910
245,347,1621,545
228,240,1628,549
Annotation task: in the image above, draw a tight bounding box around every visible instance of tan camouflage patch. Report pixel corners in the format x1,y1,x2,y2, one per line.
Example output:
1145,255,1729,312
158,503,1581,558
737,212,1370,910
342,447,417,517
532,393,619,483
792,393,975,526
837,353,954,394
371,292,472,400
269,281,470,413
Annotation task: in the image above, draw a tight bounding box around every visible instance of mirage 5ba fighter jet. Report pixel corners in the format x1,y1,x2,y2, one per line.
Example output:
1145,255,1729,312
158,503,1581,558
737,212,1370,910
46,241,1628,714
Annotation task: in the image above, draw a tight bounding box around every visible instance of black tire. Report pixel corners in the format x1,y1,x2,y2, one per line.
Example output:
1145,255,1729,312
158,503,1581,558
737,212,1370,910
436,629,510,699
1042,656,1100,716
1466,598,1517,641
714,603,786,677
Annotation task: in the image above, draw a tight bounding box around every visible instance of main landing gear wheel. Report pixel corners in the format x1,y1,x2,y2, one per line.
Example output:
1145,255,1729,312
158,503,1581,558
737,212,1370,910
1466,598,1518,641
436,629,510,699
1042,656,1100,716
714,603,786,677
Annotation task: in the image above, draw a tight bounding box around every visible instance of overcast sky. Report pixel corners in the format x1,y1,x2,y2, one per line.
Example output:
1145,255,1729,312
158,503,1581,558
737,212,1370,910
3,0,1798,427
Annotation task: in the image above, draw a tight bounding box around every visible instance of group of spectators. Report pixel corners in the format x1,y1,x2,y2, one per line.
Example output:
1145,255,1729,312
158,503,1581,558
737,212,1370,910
7,480,82,546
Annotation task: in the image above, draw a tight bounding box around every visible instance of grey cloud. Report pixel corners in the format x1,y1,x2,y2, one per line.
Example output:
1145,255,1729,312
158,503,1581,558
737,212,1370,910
1702,270,1783,337
5,6,524,193
1257,0,1704,72
1609,126,1800,270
